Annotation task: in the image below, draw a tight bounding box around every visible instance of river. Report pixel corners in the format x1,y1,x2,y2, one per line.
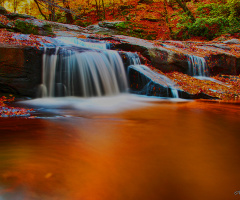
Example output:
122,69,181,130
0,95,240,200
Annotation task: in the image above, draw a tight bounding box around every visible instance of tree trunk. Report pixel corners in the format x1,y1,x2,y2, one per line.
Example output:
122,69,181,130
13,0,17,13
101,0,105,19
164,0,173,38
34,0,48,20
62,0,74,24
175,0,195,23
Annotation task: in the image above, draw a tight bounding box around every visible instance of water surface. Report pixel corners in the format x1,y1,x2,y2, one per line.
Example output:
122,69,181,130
0,97,240,200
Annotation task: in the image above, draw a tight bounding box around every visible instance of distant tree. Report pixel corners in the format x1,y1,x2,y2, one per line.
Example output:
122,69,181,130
34,0,75,23
174,0,195,22
13,0,25,13
62,0,74,23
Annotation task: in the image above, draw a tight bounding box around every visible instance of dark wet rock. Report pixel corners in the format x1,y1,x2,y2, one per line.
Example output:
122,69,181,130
0,46,43,97
111,35,189,73
178,91,219,100
128,65,176,97
128,65,218,99
0,6,8,15
205,53,239,76
147,48,189,73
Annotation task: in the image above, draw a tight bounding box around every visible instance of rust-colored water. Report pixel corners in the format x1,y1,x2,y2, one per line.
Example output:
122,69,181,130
0,100,240,200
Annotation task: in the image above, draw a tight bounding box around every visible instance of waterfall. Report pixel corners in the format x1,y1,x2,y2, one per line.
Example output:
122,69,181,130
125,52,141,65
187,55,208,76
39,47,128,97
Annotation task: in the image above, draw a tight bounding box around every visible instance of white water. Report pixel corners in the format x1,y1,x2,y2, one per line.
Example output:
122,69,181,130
129,65,179,98
40,48,128,97
188,55,208,76
22,94,188,115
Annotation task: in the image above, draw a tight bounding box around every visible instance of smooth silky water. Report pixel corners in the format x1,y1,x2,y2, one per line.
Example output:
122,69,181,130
1,37,240,200
1,99,240,200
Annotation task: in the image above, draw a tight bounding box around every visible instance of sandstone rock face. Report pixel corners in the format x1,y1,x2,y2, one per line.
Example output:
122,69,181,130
109,36,240,76
111,36,189,73
0,46,43,97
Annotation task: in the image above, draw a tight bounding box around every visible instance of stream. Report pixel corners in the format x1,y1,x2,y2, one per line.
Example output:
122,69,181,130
0,97,240,200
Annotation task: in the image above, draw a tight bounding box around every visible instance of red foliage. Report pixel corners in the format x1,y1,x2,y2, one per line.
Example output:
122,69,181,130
0,95,35,118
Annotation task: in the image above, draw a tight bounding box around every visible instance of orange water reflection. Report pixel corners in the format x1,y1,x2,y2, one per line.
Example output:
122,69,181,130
0,101,240,200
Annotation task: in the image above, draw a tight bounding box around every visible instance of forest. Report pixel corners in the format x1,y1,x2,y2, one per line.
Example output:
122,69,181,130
1,0,240,41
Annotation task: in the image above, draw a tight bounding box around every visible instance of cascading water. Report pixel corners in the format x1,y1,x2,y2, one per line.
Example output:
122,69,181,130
187,55,208,77
39,46,128,97
187,54,229,86
39,37,179,99
125,52,141,65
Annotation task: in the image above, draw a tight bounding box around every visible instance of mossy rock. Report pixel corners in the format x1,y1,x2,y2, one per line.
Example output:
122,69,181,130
39,23,54,36
99,21,124,29
14,19,39,35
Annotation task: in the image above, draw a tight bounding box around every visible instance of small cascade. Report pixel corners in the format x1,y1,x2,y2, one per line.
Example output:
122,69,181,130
187,55,209,76
129,65,179,98
39,47,128,97
125,52,141,65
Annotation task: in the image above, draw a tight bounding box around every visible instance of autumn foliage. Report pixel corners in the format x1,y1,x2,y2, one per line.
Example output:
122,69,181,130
0,95,34,118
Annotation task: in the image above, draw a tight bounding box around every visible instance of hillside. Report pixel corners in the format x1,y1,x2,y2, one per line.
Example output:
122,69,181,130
1,0,239,41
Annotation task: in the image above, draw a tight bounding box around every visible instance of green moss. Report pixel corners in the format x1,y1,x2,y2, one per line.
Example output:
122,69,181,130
42,23,54,36
76,20,92,27
14,20,39,35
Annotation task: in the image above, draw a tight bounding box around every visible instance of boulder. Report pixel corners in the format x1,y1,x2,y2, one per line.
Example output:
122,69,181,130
205,54,239,76
98,21,123,29
5,13,36,20
112,35,189,73
13,19,54,36
128,65,219,99
128,65,177,97
0,46,43,97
